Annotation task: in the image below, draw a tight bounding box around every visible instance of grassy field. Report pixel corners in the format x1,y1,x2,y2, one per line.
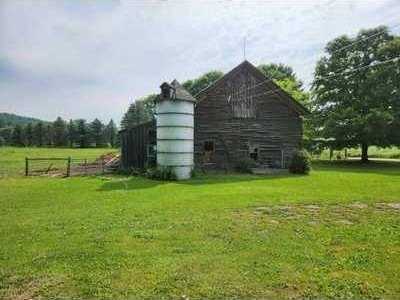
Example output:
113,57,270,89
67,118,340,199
1,149,400,299
0,147,117,177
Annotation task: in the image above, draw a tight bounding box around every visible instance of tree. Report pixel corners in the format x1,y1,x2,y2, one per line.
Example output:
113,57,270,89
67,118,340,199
24,123,34,146
67,119,77,148
90,119,105,147
258,63,297,82
105,119,118,147
76,119,89,148
44,124,54,146
0,126,13,145
312,26,399,162
121,95,156,129
33,122,45,146
257,63,309,106
11,124,24,146
182,71,224,95
375,37,400,146
53,117,67,147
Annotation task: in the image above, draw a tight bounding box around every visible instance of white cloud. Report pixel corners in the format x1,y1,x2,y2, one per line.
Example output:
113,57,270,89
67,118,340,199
0,0,399,123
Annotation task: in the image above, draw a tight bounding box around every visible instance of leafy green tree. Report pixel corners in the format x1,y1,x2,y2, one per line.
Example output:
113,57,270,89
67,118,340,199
257,63,309,106
90,118,105,147
53,117,67,147
67,119,77,147
121,95,156,129
33,122,45,146
76,119,89,148
258,63,297,82
182,71,224,95
11,124,25,146
312,26,399,162
24,123,34,146
105,119,118,147
375,36,400,146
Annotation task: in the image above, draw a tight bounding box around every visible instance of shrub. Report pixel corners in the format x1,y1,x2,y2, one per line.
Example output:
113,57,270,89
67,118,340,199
190,168,198,178
235,157,257,173
289,150,311,174
145,166,177,181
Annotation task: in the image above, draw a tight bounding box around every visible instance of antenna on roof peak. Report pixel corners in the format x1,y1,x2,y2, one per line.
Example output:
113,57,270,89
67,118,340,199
243,36,246,61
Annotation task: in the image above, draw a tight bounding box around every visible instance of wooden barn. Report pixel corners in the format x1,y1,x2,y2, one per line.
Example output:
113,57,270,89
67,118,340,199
120,60,308,171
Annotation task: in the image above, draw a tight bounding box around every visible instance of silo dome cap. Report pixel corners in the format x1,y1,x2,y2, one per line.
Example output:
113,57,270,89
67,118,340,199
158,79,196,103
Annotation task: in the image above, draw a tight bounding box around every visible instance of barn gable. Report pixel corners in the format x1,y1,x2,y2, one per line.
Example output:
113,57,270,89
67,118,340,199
196,60,308,116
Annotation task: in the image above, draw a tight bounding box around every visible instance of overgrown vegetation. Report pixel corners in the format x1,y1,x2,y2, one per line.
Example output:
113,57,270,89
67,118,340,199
145,166,177,181
235,157,257,173
289,150,311,174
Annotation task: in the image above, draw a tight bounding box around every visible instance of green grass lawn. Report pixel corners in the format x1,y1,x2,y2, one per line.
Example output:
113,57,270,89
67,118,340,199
0,147,117,177
1,151,400,299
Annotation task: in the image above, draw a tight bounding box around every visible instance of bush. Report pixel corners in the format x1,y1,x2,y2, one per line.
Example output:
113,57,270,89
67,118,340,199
235,157,257,173
190,168,198,178
289,150,311,174
145,166,177,181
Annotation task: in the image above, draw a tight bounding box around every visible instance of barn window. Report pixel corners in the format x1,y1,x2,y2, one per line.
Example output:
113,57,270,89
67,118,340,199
225,75,257,118
249,143,259,161
204,141,215,152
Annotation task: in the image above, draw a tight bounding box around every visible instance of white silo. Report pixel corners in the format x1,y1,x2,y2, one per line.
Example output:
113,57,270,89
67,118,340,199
156,80,196,180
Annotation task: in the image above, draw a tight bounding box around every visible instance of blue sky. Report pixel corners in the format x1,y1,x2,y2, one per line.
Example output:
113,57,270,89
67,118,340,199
1,0,399,124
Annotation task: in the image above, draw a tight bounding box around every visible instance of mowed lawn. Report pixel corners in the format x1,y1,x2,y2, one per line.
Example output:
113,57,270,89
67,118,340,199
1,151,400,299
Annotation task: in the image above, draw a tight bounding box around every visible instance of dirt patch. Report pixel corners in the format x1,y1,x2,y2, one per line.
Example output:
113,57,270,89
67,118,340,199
249,202,400,226
376,202,400,210
2,276,64,300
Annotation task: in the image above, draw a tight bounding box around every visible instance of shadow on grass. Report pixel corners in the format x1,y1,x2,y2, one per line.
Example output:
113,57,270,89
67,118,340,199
98,171,299,191
98,160,400,192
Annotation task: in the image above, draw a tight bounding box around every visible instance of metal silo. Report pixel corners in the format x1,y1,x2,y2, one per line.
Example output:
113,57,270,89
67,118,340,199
156,80,196,180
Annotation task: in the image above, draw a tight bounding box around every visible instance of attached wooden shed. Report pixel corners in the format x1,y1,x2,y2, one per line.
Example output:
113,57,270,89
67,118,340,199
120,120,156,170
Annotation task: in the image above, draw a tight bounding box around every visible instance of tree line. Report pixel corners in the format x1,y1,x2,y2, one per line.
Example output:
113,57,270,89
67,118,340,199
0,117,118,148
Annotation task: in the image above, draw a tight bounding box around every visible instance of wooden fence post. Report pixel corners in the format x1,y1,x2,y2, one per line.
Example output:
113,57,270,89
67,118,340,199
67,157,71,177
25,157,29,176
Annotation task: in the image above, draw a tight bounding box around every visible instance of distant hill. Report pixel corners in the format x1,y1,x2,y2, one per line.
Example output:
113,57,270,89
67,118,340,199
0,113,45,127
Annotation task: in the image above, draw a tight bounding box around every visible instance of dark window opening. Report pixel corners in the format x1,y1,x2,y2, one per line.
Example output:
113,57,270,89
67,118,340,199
249,144,259,161
250,148,258,161
204,141,215,152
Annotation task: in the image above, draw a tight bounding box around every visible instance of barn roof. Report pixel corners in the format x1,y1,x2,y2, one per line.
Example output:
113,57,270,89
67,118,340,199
195,60,309,115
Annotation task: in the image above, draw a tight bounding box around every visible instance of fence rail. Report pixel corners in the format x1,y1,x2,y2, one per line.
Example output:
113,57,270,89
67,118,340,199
25,157,107,177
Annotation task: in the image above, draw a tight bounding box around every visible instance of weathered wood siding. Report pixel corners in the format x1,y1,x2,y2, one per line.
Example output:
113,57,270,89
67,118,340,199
194,61,304,169
120,121,156,170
